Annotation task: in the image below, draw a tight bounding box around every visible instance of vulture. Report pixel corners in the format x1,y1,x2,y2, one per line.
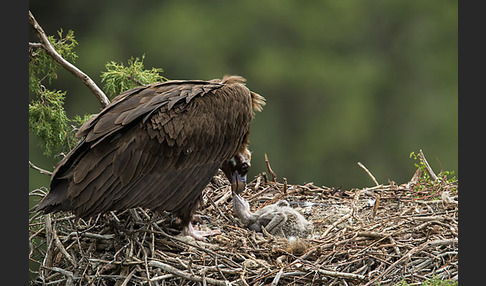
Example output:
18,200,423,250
37,75,265,239
232,194,313,238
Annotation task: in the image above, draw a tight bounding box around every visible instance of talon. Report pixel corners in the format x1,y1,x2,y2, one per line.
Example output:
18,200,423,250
182,222,221,241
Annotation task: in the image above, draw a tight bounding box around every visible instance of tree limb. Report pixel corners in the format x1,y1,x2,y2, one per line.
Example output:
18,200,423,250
29,161,53,176
29,10,110,108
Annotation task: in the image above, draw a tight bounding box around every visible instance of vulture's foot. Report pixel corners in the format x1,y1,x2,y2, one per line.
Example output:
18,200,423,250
182,222,221,241
192,214,211,223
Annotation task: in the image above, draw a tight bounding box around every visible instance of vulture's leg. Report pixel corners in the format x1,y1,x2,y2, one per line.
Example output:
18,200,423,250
182,222,221,240
178,205,220,240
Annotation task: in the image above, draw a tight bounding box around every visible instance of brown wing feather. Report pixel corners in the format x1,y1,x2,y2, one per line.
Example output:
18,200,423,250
37,77,256,222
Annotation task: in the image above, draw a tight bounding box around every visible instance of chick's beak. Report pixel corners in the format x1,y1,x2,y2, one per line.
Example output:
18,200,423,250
232,193,252,222
231,170,247,195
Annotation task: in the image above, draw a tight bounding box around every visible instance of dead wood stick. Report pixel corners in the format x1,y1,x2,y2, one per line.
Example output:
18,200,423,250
149,274,175,282
315,268,366,281
299,265,366,281
148,261,230,286
264,154,277,182
411,215,448,221
252,175,262,192
388,236,402,256
321,211,352,238
64,231,115,241
372,194,380,218
357,231,387,239
29,161,53,176
427,238,457,247
43,215,55,269
120,269,137,286
248,186,271,202
419,149,438,181
29,10,110,108
52,227,77,267
270,268,284,286
357,162,380,186
42,266,77,280
282,178,288,194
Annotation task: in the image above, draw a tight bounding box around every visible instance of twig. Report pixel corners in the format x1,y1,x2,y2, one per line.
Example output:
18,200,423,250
282,178,288,194
29,42,43,48
120,269,137,286
148,261,230,286
149,274,175,282
42,266,76,280
43,215,55,269
372,194,380,218
252,175,261,192
270,268,284,286
321,211,352,238
299,265,366,281
419,149,438,181
264,154,277,182
357,162,379,186
53,227,77,267
29,161,53,176
248,186,271,202
29,10,110,108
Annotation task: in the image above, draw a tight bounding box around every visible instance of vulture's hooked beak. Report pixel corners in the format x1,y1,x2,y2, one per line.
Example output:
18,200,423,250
231,170,247,195
221,150,251,195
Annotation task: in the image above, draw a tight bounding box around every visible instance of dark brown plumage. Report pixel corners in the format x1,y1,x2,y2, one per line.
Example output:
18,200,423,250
37,75,265,239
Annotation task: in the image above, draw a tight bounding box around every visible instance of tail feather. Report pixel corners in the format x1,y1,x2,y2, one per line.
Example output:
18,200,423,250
36,179,72,213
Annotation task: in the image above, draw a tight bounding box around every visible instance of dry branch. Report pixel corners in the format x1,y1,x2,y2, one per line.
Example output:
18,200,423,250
357,162,380,186
29,161,53,176
29,10,110,108
419,149,438,181
264,153,277,182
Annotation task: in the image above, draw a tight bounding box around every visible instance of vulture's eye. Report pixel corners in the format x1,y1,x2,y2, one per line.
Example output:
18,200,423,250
239,163,249,175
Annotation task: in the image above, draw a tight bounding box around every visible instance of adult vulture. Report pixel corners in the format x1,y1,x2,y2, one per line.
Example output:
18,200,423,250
37,75,265,239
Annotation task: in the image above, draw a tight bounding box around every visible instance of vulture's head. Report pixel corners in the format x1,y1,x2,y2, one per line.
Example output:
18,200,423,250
221,148,251,195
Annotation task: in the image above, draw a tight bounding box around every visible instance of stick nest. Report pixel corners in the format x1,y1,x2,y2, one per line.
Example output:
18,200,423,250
29,168,458,285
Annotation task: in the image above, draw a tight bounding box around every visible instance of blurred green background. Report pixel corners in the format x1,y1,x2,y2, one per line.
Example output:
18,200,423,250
29,0,457,196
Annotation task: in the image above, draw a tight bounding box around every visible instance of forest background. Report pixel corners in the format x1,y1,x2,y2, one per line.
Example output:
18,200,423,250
28,0,458,194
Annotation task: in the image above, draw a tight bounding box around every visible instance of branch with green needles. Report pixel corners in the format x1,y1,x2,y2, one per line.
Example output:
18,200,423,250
29,10,110,108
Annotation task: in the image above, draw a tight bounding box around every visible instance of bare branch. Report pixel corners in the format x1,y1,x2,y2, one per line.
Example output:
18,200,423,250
29,10,110,108
357,162,380,186
419,149,438,181
264,153,277,182
29,161,53,176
